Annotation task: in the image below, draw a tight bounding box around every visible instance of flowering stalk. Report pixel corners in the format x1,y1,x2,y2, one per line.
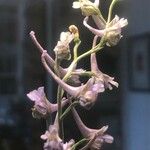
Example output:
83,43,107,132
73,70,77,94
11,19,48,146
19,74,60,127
27,0,128,149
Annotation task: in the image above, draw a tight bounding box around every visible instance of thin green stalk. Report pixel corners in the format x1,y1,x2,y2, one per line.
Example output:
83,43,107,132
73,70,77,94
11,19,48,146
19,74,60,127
71,138,88,150
56,86,64,138
73,40,81,60
107,0,119,23
63,36,106,81
60,101,79,120
54,57,64,139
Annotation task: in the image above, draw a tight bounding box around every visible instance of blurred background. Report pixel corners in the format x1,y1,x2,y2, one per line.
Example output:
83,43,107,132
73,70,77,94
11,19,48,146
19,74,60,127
0,0,150,150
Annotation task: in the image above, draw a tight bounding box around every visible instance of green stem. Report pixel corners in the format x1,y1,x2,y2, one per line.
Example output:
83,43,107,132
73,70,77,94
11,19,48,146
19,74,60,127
71,138,88,150
56,35,106,140
107,0,119,23
63,36,106,81
54,57,64,139
57,86,64,138
60,101,79,120
73,40,81,60
71,71,94,77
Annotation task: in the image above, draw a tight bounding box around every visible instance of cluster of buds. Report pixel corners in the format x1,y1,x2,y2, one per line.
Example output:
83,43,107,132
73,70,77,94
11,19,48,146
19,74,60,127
27,0,128,149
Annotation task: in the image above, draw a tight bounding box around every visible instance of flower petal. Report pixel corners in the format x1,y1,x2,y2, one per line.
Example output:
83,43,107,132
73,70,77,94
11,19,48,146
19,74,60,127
102,134,114,143
83,17,105,36
92,82,105,93
72,2,81,9
27,90,41,102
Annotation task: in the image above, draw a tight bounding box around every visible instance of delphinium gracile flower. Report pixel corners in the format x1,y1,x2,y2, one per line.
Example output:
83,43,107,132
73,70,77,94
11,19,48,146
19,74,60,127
27,86,68,120
27,0,128,149
73,0,128,46
41,51,105,109
71,104,113,150
90,36,119,91
41,116,75,150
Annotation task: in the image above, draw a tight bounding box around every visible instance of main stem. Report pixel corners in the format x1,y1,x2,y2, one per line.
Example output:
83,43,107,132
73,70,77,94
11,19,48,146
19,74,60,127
55,58,64,139
57,36,106,139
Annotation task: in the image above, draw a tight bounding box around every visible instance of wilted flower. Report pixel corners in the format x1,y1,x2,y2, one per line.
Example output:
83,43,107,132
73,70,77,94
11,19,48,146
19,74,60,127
27,87,68,119
72,0,100,16
90,36,119,90
41,124,64,150
54,31,74,60
41,124,75,150
41,52,104,109
83,15,128,46
78,77,104,109
72,107,114,149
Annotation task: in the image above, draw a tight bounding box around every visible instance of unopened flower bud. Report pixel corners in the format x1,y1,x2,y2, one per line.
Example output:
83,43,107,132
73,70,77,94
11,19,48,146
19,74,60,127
73,0,100,16
69,25,79,41
54,31,74,60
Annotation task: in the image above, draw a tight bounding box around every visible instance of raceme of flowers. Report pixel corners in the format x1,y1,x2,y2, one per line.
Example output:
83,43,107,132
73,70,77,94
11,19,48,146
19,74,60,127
27,0,128,149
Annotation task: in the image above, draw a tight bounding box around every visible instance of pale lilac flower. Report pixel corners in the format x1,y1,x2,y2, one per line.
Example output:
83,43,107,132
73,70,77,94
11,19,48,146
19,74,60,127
78,77,104,109
83,15,128,46
54,31,74,60
90,36,119,91
41,52,103,109
72,107,114,149
27,87,68,118
41,124,64,150
41,124,75,150
92,64,119,90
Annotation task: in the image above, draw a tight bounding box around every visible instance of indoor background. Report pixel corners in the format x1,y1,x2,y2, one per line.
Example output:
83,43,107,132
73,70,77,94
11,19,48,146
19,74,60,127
0,0,150,150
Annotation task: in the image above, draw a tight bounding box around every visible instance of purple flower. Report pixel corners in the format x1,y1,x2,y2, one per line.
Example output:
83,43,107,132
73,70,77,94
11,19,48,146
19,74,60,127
90,36,119,91
41,124,64,150
72,107,114,149
92,65,119,90
27,87,68,119
54,31,74,60
83,15,128,46
41,124,75,150
42,53,103,109
78,77,104,109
